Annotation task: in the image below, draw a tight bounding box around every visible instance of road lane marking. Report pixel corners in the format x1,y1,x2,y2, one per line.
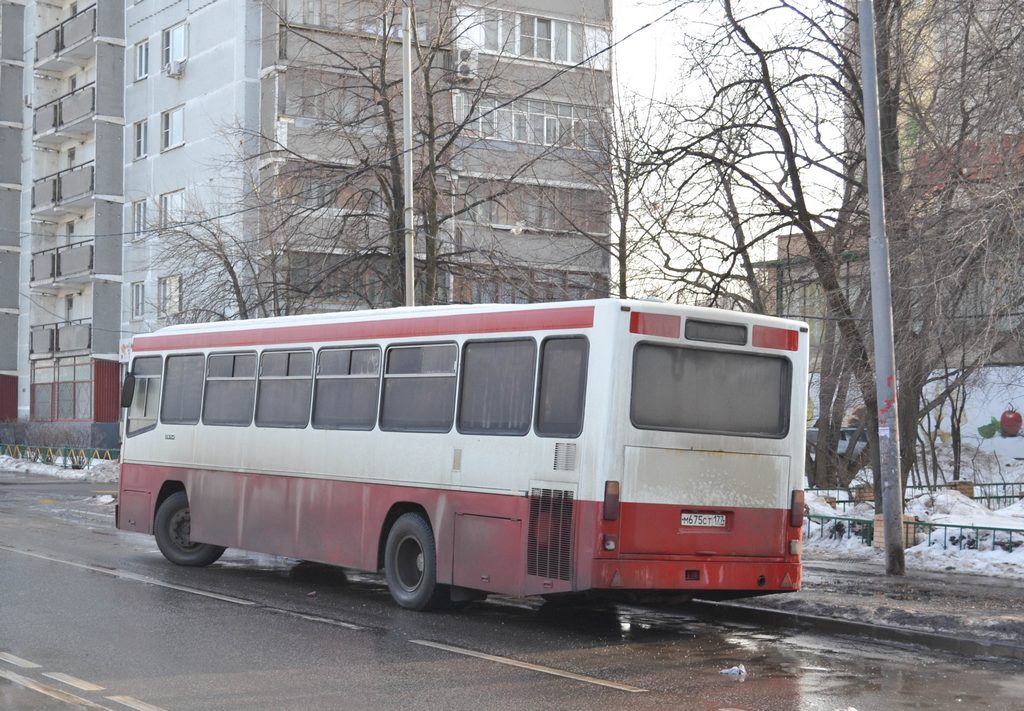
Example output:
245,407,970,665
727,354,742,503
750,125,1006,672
0,669,114,709
409,639,648,693
43,671,106,691
0,545,256,606
0,544,368,630
276,609,366,630
107,695,168,711
0,652,42,668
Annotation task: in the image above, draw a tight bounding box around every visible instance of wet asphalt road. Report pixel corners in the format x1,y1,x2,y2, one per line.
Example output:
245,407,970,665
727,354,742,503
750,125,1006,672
2,473,1023,711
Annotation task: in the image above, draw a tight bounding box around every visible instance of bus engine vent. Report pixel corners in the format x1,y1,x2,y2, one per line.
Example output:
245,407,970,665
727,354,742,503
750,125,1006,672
553,442,577,471
527,488,574,581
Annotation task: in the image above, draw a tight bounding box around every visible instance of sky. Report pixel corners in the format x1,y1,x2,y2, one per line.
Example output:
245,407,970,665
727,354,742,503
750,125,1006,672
613,1,688,99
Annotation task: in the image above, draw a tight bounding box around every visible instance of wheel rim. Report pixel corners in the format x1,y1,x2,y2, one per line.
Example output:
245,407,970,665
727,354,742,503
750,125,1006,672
168,507,201,552
395,535,424,592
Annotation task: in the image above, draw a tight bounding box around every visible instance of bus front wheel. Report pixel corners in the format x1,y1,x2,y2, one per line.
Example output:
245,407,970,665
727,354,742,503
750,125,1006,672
384,512,448,611
154,491,226,567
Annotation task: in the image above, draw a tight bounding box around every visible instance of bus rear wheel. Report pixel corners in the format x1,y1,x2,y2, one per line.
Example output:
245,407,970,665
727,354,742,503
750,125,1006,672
384,512,448,611
154,491,226,567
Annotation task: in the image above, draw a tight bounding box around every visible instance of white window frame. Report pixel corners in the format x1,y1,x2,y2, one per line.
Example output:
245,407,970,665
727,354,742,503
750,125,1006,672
160,106,184,150
135,40,149,80
131,282,145,320
157,275,182,317
159,190,184,229
161,23,187,67
133,119,148,159
132,200,148,238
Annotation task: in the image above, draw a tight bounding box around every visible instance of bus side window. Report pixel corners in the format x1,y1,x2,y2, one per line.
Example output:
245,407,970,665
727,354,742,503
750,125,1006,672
458,339,536,436
380,343,457,432
312,347,380,430
161,354,205,425
255,350,313,428
126,356,162,436
535,336,588,438
202,353,257,427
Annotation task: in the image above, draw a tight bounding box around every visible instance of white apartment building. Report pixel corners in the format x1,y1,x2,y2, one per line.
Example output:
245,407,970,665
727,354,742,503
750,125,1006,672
0,0,613,444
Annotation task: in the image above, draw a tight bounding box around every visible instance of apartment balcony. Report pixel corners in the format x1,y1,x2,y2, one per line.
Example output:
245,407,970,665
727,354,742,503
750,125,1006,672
35,6,96,72
33,83,95,145
32,161,95,218
30,319,92,358
30,241,95,290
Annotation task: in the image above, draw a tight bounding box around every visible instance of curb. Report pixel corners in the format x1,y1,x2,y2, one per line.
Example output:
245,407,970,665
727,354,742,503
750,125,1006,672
689,599,1024,663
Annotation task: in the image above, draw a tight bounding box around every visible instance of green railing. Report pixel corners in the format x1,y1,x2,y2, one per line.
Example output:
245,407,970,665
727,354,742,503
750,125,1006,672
804,514,874,545
1,443,119,469
809,483,1024,513
805,513,1024,554
906,519,1023,553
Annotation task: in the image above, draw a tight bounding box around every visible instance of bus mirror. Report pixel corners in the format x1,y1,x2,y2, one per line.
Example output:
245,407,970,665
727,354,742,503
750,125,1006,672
120,374,136,408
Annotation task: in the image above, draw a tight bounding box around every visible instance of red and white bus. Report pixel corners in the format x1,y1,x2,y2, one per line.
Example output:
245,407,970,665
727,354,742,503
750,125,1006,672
117,299,809,610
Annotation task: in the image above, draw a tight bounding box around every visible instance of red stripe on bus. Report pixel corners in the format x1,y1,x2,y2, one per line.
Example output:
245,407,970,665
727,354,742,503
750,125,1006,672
751,325,799,351
629,312,681,338
134,306,595,352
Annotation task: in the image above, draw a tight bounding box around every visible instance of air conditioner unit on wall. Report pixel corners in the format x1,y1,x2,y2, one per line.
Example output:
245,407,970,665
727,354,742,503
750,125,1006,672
164,59,186,78
454,48,477,82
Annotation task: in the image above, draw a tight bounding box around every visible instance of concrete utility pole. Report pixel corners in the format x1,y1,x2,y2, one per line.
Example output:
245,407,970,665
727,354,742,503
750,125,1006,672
858,0,905,575
402,5,416,307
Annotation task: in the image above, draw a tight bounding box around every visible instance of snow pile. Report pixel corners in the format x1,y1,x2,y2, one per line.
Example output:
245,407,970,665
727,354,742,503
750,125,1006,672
805,485,1024,579
0,455,119,483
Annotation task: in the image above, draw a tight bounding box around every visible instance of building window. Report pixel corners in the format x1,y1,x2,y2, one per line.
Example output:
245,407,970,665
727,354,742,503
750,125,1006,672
135,40,149,80
161,23,187,66
133,119,148,159
131,281,145,320
158,275,182,316
158,190,184,228
519,16,552,60
455,95,601,150
132,200,148,237
160,106,183,150
31,357,93,422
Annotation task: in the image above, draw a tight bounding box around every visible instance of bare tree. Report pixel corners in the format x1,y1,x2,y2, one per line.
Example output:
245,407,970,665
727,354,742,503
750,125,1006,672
642,0,1024,488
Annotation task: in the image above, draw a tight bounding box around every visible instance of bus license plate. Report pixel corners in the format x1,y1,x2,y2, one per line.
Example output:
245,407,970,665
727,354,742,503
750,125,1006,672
680,512,726,527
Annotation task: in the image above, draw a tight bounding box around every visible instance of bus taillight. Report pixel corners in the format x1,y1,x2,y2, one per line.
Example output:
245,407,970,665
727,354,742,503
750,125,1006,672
603,481,620,521
752,325,799,351
789,490,805,528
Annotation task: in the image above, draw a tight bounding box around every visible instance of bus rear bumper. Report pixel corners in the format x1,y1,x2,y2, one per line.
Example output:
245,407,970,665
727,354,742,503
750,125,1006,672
588,558,801,594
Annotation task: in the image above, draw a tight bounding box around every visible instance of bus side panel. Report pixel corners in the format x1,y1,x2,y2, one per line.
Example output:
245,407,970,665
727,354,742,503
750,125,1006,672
121,462,546,595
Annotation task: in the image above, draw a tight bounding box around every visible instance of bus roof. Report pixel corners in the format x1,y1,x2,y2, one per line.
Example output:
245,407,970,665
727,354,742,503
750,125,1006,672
131,299,807,353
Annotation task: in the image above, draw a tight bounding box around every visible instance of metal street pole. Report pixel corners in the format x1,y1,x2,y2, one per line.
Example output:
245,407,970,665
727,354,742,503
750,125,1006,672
402,5,415,307
858,0,905,575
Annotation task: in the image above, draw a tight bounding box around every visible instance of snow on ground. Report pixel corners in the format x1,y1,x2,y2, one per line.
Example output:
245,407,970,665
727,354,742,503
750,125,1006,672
0,454,119,483
805,489,1024,580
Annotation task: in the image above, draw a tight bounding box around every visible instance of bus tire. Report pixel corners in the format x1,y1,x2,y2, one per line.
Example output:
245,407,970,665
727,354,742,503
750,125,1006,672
384,512,448,611
154,491,226,567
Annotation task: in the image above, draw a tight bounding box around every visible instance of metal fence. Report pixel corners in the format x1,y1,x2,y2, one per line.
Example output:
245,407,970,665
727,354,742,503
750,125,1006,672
805,513,1023,554
810,482,1024,512
1,443,119,469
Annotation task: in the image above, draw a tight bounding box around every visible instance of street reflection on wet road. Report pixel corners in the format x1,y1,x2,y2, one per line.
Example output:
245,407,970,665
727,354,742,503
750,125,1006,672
3,483,1022,711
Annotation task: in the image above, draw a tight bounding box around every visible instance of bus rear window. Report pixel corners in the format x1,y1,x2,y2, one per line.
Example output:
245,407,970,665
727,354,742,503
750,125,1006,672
631,343,790,437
